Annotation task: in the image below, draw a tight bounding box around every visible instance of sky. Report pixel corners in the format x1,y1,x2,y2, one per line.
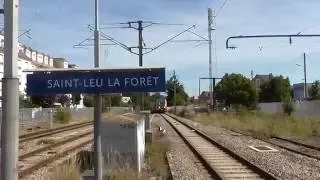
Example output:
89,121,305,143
4,0,320,96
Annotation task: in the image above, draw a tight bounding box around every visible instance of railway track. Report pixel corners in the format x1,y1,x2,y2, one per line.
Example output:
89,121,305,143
227,128,320,161
161,113,277,180
19,121,93,143
16,121,94,178
19,130,93,178
266,136,320,160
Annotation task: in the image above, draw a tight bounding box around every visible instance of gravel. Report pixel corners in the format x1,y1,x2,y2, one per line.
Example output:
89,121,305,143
152,114,212,180
19,126,93,155
172,114,320,180
21,143,93,180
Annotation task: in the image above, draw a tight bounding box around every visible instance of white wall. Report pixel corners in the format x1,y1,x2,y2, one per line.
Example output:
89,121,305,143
136,117,145,172
44,55,49,65
49,58,53,67
31,51,36,61
0,33,82,107
0,35,4,47
101,117,145,171
37,53,44,64
63,61,69,68
25,49,31,58
259,100,320,117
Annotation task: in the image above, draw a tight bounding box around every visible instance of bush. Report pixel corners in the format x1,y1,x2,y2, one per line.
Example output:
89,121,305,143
49,159,81,180
83,95,94,107
194,111,320,138
54,109,71,123
102,105,110,113
195,106,210,113
145,142,169,178
178,107,195,119
282,96,294,116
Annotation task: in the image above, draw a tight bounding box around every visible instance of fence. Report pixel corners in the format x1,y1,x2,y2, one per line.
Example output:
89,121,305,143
0,106,136,127
0,107,94,127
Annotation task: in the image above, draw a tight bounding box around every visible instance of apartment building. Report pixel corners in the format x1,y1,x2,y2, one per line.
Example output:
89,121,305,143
0,33,83,107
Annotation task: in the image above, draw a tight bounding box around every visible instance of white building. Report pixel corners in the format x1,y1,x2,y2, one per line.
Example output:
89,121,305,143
53,58,69,68
0,33,84,108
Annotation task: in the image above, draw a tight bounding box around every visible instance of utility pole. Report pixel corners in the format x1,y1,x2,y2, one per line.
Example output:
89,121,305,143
75,21,196,113
198,78,201,105
251,70,254,80
138,21,143,67
303,52,307,99
208,8,213,109
1,0,19,179
138,20,144,110
93,0,102,179
173,70,177,114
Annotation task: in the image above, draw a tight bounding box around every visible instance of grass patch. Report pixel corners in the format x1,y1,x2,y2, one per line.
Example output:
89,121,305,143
49,159,81,180
103,142,170,180
106,168,148,180
103,147,149,180
145,142,170,178
54,109,71,124
36,138,56,145
193,111,320,139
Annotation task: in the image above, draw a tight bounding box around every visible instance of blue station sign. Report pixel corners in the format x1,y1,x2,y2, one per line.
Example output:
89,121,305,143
26,67,166,95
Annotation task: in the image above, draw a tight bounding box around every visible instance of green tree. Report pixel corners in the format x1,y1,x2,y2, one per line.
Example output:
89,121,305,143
310,80,320,100
83,95,94,107
19,95,37,108
31,95,56,108
109,94,122,106
57,94,71,107
143,93,157,110
166,73,188,106
121,92,154,109
84,94,123,109
259,76,291,102
72,94,82,106
190,96,195,104
282,94,294,116
216,73,257,108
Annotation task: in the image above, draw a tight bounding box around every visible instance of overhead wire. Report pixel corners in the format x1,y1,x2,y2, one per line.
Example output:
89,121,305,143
187,30,208,41
216,0,229,17
143,25,196,55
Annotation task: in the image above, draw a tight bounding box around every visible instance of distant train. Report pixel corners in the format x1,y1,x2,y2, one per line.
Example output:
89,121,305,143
151,98,167,114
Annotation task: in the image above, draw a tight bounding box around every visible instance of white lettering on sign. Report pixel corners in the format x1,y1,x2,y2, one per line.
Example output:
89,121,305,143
147,76,152,86
54,80,60,88
114,78,120,86
85,78,103,88
73,79,79,88
65,80,72,87
131,78,139,86
48,80,53,88
153,77,159,85
96,79,103,87
124,76,160,87
84,79,89,87
140,77,146,86
89,79,95,87
125,78,130,86
107,78,120,87
47,78,103,88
